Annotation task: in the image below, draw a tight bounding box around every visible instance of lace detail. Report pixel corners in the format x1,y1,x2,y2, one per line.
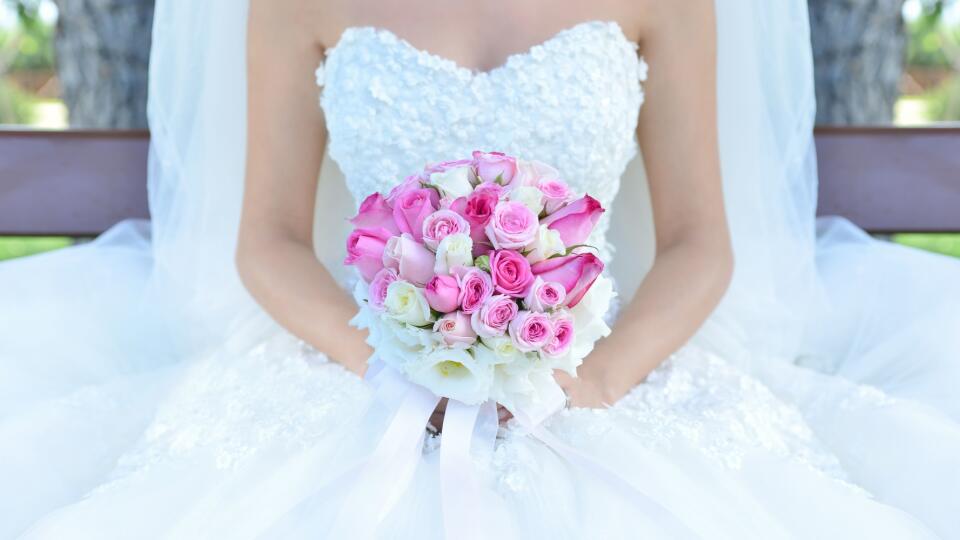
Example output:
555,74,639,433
319,20,645,262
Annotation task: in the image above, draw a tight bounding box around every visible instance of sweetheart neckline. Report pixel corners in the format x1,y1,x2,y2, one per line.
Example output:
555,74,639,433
322,20,639,82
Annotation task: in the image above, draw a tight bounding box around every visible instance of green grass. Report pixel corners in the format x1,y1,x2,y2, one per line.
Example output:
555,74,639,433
0,237,73,261
893,233,960,258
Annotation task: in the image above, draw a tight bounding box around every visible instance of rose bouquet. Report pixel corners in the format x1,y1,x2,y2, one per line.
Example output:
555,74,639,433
346,151,614,418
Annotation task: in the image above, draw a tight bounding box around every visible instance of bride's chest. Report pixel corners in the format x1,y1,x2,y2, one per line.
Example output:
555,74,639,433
318,21,647,203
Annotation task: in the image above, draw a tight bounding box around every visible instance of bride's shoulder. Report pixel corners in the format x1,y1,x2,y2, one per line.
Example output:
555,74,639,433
248,0,347,50
616,0,714,43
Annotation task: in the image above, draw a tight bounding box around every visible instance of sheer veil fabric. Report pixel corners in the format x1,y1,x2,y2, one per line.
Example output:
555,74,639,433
1,0,959,537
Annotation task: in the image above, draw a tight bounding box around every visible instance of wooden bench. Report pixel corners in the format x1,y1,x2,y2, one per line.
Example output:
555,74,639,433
1,126,959,237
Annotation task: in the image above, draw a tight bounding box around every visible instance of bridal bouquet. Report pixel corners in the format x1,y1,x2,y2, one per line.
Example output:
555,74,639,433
345,151,614,415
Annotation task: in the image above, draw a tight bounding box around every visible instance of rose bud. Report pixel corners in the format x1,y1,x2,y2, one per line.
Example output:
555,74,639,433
424,274,462,313
540,195,604,247
530,252,604,308
344,227,394,283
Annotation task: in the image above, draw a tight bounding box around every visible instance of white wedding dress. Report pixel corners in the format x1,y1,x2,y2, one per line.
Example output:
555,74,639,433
4,15,960,540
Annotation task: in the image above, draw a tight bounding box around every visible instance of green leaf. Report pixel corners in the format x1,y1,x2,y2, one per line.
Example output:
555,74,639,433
474,254,491,272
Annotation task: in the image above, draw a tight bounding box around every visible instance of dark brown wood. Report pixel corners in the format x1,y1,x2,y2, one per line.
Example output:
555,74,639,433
0,127,958,237
0,129,150,236
814,125,960,233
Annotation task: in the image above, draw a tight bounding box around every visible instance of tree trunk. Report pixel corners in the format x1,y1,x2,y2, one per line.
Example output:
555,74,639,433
808,0,907,124
52,0,154,129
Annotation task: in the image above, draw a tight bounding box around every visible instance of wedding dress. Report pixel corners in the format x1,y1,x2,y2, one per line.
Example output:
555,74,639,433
3,3,960,539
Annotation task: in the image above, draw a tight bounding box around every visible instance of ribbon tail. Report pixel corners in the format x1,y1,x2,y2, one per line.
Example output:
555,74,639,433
327,367,440,540
532,426,702,540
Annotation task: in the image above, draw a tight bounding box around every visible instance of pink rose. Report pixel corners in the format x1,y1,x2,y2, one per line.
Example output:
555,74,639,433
542,313,574,357
456,267,494,314
382,233,435,286
473,151,517,184
530,252,604,308
344,227,393,283
368,268,399,311
421,209,471,251
350,193,400,235
540,195,604,247
485,201,538,250
470,294,519,338
393,188,439,241
511,159,561,188
523,276,567,312
433,311,477,349
508,311,554,352
425,159,474,175
538,179,574,214
489,249,534,298
472,182,504,198
386,174,425,205
424,274,461,313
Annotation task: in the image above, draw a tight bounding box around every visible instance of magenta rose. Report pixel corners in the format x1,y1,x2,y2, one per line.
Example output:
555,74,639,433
393,188,439,242
530,252,604,308
485,201,538,250
344,227,394,282
489,249,534,298
508,311,554,352
451,189,498,243
433,311,477,349
386,174,425,206
382,233,435,286
470,294,519,338
473,151,517,184
368,267,399,311
540,195,604,247
421,209,471,251
456,267,494,314
424,274,461,313
350,193,400,235
523,276,567,312
542,313,574,357
538,179,574,215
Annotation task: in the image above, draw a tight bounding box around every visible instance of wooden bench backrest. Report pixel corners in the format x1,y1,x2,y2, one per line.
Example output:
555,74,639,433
1,126,959,236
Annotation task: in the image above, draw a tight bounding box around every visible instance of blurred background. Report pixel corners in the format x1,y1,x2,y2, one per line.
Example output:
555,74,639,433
0,0,958,260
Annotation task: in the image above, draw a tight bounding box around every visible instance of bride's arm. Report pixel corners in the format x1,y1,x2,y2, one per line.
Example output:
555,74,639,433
235,1,371,375
565,1,732,406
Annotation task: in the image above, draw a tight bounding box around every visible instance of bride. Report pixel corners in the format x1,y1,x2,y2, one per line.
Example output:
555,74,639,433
3,0,959,538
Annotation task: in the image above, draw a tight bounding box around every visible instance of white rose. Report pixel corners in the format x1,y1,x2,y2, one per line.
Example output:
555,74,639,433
430,166,475,199
383,280,434,327
476,337,525,365
405,347,494,404
524,225,565,264
509,185,545,215
434,233,474,274
490,359,565,421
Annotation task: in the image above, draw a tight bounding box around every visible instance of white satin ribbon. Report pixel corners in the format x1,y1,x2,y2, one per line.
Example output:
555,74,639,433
326,361,440,539
331,360,698,540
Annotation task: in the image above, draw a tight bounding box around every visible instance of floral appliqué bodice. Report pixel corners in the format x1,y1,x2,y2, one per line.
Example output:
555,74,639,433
317,20,647,259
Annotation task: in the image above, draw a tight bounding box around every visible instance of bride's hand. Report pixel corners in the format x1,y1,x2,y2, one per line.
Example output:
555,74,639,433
427,400,513,433
556,349,632,409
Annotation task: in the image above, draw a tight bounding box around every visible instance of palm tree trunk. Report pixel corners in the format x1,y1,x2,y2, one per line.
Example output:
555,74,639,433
52,0,154,128
808,0,907,124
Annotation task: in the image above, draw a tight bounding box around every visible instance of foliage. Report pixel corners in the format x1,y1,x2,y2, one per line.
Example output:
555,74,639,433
0,77,35,123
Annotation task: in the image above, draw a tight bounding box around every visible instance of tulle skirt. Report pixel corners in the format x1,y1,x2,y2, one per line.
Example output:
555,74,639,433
2,218,959,539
